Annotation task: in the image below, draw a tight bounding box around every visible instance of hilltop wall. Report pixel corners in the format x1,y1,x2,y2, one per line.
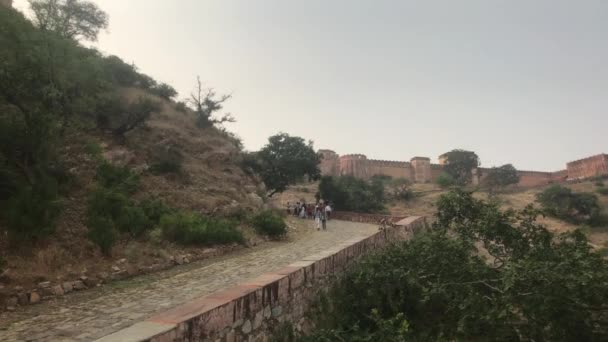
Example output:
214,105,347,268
320,150,608,187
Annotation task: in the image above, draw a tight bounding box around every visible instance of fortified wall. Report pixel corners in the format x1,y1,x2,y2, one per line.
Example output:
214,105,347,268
319,150,608,187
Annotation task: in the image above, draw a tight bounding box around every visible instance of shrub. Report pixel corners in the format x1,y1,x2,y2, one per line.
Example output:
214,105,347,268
87,216,116,255
149,145,183,174
251,210,287,238
151,83,177,100
537,185,601,223
115,205,152,237
437,172,455,188
3,178,61,243
84,140,103,160
598,187,608,196
175,101,188,113
317,176,384,213
159,211,244,246
140,198,172,224
595,181,605,187
95,162,140,194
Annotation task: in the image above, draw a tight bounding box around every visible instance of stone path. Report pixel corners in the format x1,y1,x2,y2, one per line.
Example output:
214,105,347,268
0,220,378,342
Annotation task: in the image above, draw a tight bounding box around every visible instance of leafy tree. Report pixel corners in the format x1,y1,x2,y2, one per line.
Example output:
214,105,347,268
436,172,455,188
95,95,161,136
317,176,385,213
255,133,321,197
151,83,178,100
188,76,235,128
483,163,519,194
442,149,480,185
306,189,608,341
28,0,109,41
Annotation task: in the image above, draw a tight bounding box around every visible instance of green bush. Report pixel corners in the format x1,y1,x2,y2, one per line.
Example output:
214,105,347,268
95,162,140,193
251,210,287,238
115,205,152,237
536,185,601,223
598,187,608,196
87,216,117,255
175,101,188,113
159,211,244,246
84,140,103,160
437,172,456,188
3,178,61,243
140,199,172,224
595,181,605,187
318,176,385,213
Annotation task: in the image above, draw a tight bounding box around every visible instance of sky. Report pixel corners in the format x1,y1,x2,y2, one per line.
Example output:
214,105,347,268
13,0,608,171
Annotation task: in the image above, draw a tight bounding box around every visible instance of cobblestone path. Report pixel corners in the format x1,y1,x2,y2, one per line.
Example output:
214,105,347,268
0,220,378,342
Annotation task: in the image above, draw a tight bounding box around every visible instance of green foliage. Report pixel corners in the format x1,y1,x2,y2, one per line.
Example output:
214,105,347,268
87,215,116,255
251,210,287,238
95,162,140,194
114,205,151,237
483,163,519,193
598,187,608,196
84,140,103,160
159,212,244,246
95,95,161,136
139,198,172,224
255,133,321,196
308,189,608,341
536,185,602,223
174,101,188,113
442,149,480,185
386,177,414,201
151,83,177,100
436,172,456,188
317,176,385,213
28,0,109,42
595,180,605,187
3,178,61,243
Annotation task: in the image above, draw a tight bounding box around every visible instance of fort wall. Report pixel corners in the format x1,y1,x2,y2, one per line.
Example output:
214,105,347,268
566,154,608,180
319,150,608,187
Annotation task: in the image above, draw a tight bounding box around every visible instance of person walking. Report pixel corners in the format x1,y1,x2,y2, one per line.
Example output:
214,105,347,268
325,203,332,221
320,203,327,230
314,204,321,230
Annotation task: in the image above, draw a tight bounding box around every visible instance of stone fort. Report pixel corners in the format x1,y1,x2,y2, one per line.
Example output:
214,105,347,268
319,149,608,187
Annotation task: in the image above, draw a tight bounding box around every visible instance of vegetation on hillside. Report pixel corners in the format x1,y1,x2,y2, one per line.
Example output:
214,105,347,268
294,190,608,341
317,175,386,213
483,163,520,194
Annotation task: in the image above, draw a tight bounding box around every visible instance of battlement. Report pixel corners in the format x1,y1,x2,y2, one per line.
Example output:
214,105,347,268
318,149,608,186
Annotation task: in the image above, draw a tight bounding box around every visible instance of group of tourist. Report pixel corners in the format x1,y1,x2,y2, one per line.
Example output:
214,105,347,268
286,201,332,231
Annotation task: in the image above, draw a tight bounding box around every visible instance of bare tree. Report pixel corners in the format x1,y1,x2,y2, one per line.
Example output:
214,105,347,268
188,76,235,128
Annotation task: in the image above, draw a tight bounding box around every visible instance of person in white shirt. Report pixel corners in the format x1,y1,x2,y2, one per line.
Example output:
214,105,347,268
324,203,332,221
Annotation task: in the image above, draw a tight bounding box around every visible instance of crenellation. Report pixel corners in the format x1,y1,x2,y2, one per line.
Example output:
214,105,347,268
319,149,608,187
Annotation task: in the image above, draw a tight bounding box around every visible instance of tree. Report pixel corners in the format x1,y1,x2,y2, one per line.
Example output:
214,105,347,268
256,133,321,197
152,83,178,100
307,189,608,341
317,176,385,213
188,76,235,128
483,163,519,194
442,149,480,185
29,0,108,41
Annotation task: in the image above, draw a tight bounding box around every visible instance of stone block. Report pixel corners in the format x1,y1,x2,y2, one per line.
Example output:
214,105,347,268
29,291,41,304
62,281,73,294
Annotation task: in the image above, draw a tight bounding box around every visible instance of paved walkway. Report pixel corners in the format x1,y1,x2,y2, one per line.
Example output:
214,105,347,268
0,220,378,342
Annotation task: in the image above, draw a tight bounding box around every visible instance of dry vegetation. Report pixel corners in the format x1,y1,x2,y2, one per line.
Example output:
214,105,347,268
0,89,268,294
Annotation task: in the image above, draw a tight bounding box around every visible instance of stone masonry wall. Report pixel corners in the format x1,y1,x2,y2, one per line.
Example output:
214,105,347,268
320,149,608,187
97,216,427,342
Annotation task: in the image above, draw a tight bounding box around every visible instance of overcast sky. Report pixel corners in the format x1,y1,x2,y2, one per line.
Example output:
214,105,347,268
13,0,608,171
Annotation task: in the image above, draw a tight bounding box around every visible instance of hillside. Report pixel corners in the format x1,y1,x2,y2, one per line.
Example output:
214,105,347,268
0,87,270,302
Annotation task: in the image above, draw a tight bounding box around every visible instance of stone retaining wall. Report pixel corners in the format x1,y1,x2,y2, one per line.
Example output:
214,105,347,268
97,216,426,342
